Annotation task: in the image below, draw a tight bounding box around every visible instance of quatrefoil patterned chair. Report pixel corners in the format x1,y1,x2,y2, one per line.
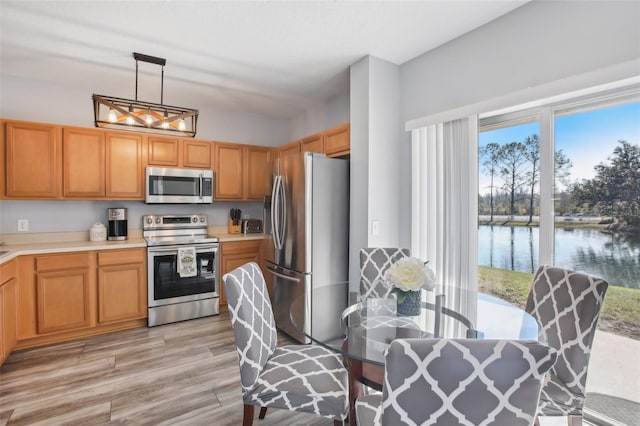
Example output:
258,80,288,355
526,266,608,426
359,248,410,299
355,338,557,426
223,262,348,426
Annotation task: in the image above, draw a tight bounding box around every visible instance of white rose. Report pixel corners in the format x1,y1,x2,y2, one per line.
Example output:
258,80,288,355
384,257,437,292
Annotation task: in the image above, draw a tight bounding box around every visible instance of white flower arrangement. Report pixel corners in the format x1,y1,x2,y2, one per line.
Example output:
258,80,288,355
384,257,437,293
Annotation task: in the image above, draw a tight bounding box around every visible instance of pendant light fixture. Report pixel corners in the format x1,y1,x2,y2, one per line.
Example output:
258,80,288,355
93,52,198,137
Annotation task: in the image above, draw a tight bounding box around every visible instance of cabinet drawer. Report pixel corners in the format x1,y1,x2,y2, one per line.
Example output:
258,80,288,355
0,260,17,285
36,252,90,271
221,240,262,255
98,248,145,266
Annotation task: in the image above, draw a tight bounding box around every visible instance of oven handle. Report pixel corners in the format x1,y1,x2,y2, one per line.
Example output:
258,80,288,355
148,244,219,253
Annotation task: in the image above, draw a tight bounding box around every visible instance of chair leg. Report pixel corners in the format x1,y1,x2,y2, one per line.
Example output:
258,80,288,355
243,404,254,426
258,406,268,419
333,420,343,426
567,415,582,426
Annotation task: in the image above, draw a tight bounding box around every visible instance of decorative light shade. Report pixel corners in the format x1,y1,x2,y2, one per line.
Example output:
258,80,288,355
93,52,198,138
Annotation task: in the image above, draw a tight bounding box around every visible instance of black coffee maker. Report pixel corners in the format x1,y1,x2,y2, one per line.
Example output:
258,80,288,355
107,208,128,241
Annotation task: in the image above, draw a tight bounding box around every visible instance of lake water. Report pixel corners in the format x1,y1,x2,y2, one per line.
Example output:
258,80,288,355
478,225,640,289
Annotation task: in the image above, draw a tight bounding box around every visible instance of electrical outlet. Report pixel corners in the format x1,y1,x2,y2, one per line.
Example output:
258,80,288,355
242,214,250,220
18,219,29,232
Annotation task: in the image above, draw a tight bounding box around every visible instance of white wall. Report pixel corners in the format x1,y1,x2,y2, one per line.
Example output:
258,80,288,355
287,92,350,142
400,1,640,124
348,56,405,285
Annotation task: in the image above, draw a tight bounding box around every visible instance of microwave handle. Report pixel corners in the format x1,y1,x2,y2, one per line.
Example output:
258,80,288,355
199,174,203,200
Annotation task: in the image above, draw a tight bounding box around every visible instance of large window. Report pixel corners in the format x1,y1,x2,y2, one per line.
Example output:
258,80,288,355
478,94,639,423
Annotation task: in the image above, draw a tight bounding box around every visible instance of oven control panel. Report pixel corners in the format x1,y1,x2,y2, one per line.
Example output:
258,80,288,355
143,214,207,230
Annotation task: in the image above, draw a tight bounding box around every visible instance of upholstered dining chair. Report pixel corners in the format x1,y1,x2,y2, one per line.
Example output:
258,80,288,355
526,265,608,426
359,248,410,299
223,262,348,426
355,338,557,426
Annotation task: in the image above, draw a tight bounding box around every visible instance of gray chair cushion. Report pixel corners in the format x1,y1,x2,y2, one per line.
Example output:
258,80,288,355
356,338,557,426
355,394,382,425
525,265,608,416
223,262,348,421
359,248,410,299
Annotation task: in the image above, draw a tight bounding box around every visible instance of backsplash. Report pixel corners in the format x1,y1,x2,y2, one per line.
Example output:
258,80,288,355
0,200,263,235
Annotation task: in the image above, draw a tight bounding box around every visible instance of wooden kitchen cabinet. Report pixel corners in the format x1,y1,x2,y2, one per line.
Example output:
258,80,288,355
148,136,212,169
245,146,271,200
219,240,263,306
300,133,323,154
0,259,18,365
97,248,146,324
277,140,300,158
63,127,106,198
35,252,94,334
105,132,145,199
324,123,350,157
5,120,62,198
214,142,271,201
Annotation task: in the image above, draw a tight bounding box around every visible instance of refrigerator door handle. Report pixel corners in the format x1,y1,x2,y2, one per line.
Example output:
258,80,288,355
266,266,301,283
271,175,282,249
278,174,287,247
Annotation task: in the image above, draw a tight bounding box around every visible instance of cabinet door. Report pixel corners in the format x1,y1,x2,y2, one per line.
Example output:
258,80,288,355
300,133,323,153
324,123,350,157
1,278,17,364
148,136,179,167
63,127,106,198
97,249,146,324
183,139,212,169
220,240,262,306
106,132,145,199
6,121,61,198
37,268,91,334
214,143,244,200
245,146,271,200
277,141,300,158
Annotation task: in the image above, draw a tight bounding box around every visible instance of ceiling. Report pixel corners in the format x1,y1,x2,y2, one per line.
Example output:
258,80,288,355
0,1,529,120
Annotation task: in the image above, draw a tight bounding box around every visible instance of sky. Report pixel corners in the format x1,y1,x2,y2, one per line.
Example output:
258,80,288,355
478,100,640,195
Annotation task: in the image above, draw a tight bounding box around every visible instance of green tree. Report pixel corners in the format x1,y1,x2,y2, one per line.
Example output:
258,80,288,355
523,135,540,224
480,142,501,221
497,142,528,217
571,140,640,226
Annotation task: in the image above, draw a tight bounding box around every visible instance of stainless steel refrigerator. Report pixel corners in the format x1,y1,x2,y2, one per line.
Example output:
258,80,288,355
264,152,349,343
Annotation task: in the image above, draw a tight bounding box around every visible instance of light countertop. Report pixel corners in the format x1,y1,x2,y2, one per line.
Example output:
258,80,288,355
0,231,266,265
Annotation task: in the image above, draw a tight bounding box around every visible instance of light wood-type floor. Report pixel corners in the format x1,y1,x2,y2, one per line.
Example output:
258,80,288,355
0,312,339,426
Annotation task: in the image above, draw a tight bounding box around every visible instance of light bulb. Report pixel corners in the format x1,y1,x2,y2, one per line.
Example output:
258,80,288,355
145,108,153,125
107,109,117,123
126,106,135,125
161,111,169,129
178,119,186,131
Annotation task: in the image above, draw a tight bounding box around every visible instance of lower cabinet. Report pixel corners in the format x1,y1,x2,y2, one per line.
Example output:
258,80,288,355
219,240,263,307
36,252,93,334
97,248,146,324
9,248,147,357
0,259,18,365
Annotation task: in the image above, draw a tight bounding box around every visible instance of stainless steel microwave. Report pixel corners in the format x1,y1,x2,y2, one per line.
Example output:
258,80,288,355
145,167,214,204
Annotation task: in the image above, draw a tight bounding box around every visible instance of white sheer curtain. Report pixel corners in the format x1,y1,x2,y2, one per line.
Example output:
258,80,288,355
411,116,479,332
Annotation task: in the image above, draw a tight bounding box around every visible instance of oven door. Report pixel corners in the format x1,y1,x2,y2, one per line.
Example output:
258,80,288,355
147,243,219,308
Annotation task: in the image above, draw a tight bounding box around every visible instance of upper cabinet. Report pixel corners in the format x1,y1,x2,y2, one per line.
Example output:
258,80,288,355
147,136,212,169
324,123,350,157
214,142,272,201
105,132,145,199
63,127,106,198
5,121,61,199
300,133,323,154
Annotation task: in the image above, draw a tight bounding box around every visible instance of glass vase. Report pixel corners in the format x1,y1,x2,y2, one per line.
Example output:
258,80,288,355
396,290,421,316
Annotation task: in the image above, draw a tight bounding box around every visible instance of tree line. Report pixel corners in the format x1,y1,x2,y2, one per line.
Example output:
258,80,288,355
479,136,640,228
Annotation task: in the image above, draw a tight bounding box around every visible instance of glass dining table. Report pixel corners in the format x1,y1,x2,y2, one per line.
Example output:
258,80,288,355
289,281,545,423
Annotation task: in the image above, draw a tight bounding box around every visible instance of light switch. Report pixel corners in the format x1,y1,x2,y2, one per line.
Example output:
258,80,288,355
18,219,29,232
371,220,380,236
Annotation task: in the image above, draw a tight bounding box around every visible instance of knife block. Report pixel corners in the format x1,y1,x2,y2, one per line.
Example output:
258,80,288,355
228,218,241,234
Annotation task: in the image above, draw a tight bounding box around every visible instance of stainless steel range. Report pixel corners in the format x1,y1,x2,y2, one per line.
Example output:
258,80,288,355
143,214,220,327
